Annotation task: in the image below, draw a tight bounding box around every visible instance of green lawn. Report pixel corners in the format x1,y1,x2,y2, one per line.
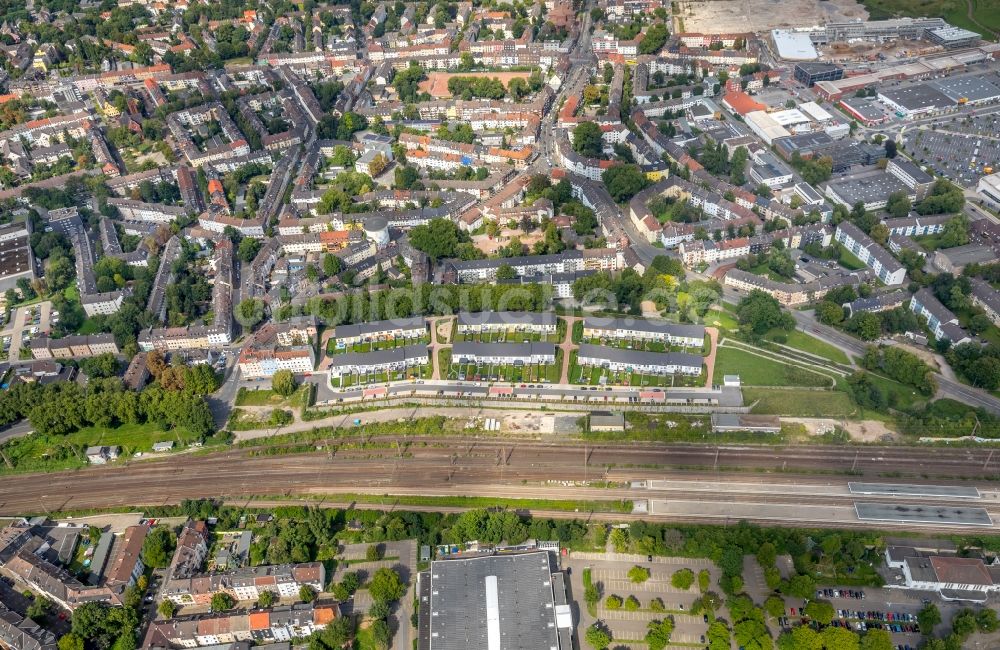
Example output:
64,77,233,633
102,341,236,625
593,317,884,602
836,245,867,272
743,387,857,417
862,0,998,39
235,386,310,407
766,329,850,365
0,422,201,474
703,308,738,332
712,347,832,387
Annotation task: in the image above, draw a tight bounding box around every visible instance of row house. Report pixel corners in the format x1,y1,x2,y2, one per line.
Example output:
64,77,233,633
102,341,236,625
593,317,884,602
724,267,872,306
143,602,338,648
238,346,315,379
29,334,119,360
108,199,188,223
327,344,429,377
163,563,325,605
332,316,428,346
456,311,557,335
581,317,704,347
576,343,702,375
451,341,556,365
444,248,622,283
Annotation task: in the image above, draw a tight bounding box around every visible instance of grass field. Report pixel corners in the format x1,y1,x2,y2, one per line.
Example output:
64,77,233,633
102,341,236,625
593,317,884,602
712,347,833,387
744,387,857,417
0,422,200,474
235,386,311,407
861,0,998,38
703,308,738,332
836,245,867,272
766,329,851,365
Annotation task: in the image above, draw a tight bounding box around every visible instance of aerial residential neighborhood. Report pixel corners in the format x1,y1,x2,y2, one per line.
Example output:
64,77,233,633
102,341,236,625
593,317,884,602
0,0,999,647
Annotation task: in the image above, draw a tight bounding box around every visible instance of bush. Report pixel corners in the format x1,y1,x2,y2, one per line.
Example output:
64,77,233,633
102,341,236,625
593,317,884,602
650,597,665,611
628,565,651,583
698,569,711,592
605,595,623,610
624,595,640,611
671,568,695,590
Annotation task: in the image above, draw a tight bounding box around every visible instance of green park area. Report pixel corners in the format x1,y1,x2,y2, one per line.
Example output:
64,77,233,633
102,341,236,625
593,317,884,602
712,347,833,388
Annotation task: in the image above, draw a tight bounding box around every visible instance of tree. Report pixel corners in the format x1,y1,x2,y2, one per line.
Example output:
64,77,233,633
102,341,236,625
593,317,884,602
58,634,85,650
645,617,675,650
26,595,50,623
237,298,265,329
496,263,516,280
211,593,235,612
886,191,911,219
976,608,999,633
409,218,466,260
859,629,893,650
573,121,603,158
371,618,391,650
817,301,846,325
142,527,176,569
820,626,859,650
585,623,612,650
299,585,316,602
698,569,711,592
310,615,355,649
238,237,262,263
158,599,177,618
786,574,816,600
737,290,795,335
639,23,669,54
671,568,694,590
271,369,297,397
917,603,941,635
803,600,834,626
368,568,406,603
764,595,785,619
366,544,383,562
624,595,641,611
602,164,649,202
258,590,275,608
628,565,651,583
323,254,343,277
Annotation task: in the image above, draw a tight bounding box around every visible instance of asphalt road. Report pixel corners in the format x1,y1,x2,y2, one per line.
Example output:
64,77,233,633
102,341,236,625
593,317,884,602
790,309,1000,415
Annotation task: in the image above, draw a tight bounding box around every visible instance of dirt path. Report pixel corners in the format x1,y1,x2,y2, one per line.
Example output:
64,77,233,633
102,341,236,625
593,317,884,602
427,317,453,380
703,327,718,388
557,315,580,385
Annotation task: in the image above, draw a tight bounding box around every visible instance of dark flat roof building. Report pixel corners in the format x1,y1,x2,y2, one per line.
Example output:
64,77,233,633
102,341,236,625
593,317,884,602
421,551,572,650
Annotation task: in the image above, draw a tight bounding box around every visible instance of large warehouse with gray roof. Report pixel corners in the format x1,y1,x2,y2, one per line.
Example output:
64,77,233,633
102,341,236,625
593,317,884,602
418,551,572,650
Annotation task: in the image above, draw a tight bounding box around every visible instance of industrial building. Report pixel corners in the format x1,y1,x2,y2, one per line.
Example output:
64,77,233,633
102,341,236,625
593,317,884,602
418,551,573,650
793,62,843,87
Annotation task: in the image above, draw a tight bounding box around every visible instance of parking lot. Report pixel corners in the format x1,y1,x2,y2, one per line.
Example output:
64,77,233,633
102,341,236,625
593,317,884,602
905,124,1000,188
0,301,52,362
563,553,719,648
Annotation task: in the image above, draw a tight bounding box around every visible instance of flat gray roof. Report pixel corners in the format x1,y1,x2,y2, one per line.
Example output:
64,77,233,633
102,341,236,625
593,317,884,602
854,502,993,527
880,84,954,111
931,75,1000,103
427,551,562,650
848,483,981,498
